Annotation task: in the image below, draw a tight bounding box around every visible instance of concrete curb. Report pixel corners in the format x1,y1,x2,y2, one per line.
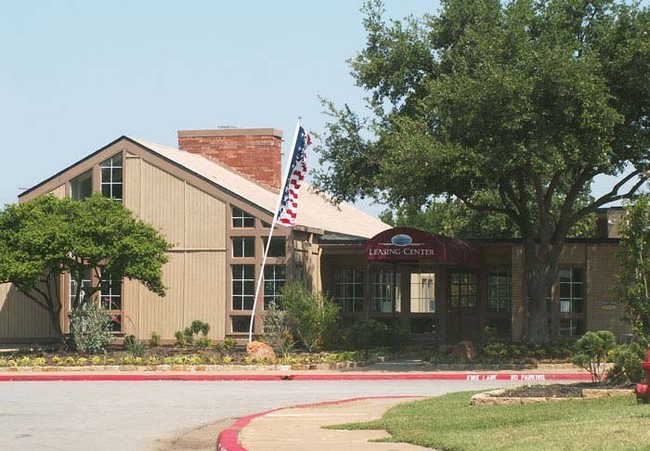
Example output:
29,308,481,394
216,396,421,451
0,372,594,382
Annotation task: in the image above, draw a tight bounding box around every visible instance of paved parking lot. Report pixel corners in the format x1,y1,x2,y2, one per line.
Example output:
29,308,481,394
0,379,517,450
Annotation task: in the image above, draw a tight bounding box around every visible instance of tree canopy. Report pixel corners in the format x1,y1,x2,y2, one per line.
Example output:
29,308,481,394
0,194,173,339
315,0,650,341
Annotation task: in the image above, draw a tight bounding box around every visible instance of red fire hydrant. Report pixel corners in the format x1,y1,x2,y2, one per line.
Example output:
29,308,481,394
635,349,650,403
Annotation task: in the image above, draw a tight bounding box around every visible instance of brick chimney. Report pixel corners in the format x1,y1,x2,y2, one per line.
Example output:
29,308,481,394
177,128,283,190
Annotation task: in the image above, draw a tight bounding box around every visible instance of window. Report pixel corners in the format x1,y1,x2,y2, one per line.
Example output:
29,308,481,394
559,268,583,314
372,269,401,313
70,170,93,200
264,265,286,309
100,153,123,201
232,207,255,228
333,269,364,313
101,276,122,332
410,270,436,313
450,272,477,308
232,237,255,258
488,269,511,312
263,237,286,257
69,268,92,310
232,316,252,333
560,318,583,337
232,265,255,310
100,276,122,311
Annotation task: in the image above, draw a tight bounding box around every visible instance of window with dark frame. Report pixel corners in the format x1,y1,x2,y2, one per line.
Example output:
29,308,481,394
69,268,92,310
410,270,436,313
559,268,583,314
263,236,286,257
100,275,123,332
232,264,255,310
450,272,477,308
232,207,255,228
100,153,123,201
333,268,364,313
372,269,401,313
70,170,93,200
232,316,253,333
263,265,286,309
488,269,511,312
232,237,255,258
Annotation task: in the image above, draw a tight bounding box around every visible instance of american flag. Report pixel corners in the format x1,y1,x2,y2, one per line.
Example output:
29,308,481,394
277,125,310,226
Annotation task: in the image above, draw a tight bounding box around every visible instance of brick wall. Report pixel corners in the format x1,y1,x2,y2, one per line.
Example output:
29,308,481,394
586,243,628,339
178,128,283,189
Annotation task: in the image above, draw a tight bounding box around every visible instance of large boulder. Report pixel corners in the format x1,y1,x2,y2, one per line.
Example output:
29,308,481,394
246,341,276,362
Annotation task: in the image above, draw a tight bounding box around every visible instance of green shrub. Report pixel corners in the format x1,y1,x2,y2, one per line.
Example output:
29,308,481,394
223,337,236,351
607,342,645,384
280,282,340,352
123,334,147,357
336,318,393,351
69,303,114,354
572,330,617,382
263,305,294,357
174,330,188,347
175,320,211,348
149,331,161,347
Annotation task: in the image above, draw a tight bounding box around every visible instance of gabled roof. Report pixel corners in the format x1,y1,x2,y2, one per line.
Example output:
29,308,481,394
129,137,389,239
20,135,390,239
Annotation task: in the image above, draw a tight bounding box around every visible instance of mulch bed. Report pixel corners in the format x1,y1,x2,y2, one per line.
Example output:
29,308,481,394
497,382,636,398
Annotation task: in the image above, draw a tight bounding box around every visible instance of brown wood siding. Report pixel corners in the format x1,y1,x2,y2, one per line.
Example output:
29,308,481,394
50,184,66,199
139,160,186,246
0,283,56,342
123,155,228,341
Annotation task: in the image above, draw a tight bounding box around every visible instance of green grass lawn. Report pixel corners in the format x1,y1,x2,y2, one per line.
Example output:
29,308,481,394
331,391,650,450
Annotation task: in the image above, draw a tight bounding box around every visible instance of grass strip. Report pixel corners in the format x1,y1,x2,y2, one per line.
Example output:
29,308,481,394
329,391,650,450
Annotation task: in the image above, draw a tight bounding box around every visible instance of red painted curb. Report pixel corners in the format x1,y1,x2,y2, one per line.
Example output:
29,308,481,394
216,395,422,451
0,372,593,382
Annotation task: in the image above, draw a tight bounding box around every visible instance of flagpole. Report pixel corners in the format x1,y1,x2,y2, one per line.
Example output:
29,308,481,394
248,119,302,343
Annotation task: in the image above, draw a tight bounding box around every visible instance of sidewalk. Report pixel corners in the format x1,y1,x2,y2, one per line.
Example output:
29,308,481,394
221,397,429,451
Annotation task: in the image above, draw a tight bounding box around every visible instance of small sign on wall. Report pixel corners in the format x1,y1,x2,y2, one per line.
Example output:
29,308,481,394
601,300,618,310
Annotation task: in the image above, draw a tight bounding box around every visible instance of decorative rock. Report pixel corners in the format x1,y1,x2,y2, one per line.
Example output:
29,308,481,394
246,341,276,362
451,341,477,362
582,389,634,398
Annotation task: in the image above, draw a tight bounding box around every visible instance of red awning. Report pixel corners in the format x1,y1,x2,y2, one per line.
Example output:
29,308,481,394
365,227,482,266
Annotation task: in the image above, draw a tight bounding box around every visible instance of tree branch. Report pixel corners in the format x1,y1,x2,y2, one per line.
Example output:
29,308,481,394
570,171,647,226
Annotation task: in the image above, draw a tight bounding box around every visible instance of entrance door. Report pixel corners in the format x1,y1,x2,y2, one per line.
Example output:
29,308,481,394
447,271,480,342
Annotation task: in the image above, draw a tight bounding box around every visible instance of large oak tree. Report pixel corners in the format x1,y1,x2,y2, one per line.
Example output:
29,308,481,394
0,194,172,340
315,0,650,342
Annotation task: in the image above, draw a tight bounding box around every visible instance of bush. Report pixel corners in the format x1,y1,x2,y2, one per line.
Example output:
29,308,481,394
175,320,211,348
280,283,340,352
123,334,147,357
223,337,236,351
572,330,616,382
69,303,114,354
607,342,645,384
149,331,161,347
263,305,294,357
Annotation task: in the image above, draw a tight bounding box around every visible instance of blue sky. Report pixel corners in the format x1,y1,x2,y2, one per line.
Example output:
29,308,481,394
0,0,436,214
0,1,645,214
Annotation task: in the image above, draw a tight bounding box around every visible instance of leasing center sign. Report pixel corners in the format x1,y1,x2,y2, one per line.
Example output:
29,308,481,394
365,227,483,266
366,227,441,262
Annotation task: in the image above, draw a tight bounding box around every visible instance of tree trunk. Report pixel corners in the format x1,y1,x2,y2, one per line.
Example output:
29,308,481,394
523,243,561,343
49,310,64,343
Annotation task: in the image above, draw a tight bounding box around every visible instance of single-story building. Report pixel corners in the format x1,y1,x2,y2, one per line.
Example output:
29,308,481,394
0,128,629,345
